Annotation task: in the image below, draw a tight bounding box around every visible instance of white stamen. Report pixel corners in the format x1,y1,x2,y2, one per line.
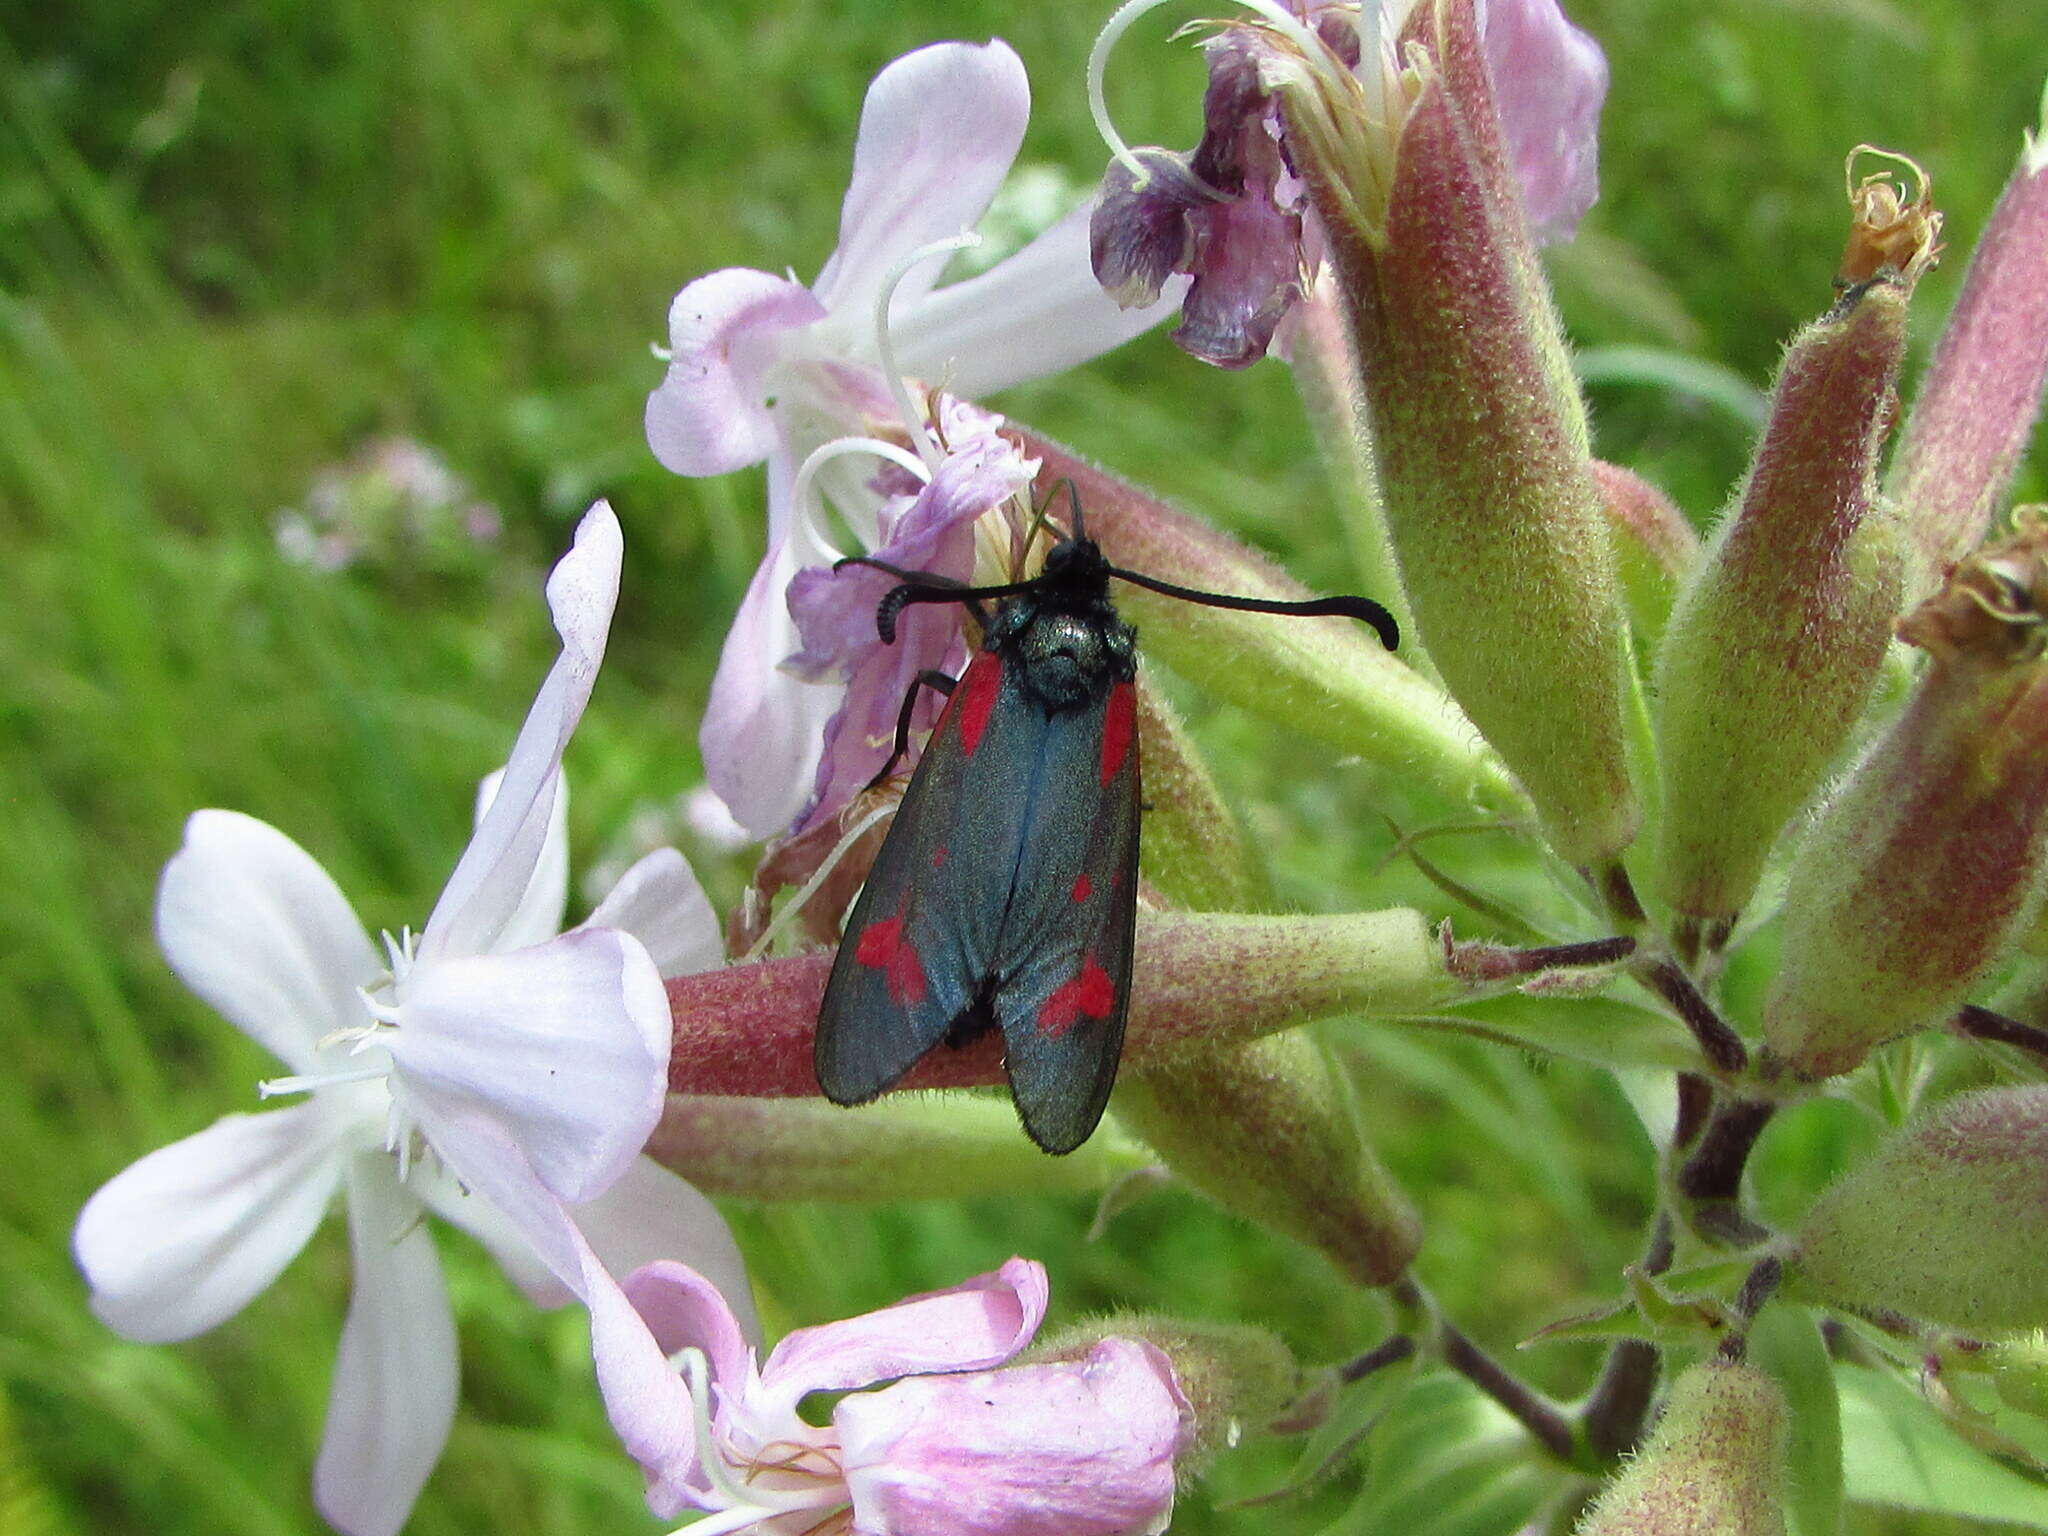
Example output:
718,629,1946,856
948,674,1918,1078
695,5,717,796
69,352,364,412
787,437,933,568
257,1064,388,1099
674,1350,846,1520
740,800,898,964
872,232,982,470
1089,0,1329,186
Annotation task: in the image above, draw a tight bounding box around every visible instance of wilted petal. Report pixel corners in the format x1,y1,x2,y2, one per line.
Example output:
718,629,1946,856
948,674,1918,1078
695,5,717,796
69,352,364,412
156,810,381,1073
584,848,724,978
75,1103,342,1342
813,41,1031,318
1090,153,1205,311
422,504,621,966
754,1258,1047,1418
313,1155,457,1536
389,929,669,1203
903,206,1183,396
1171,180,1304,369
577,1158,759,1348
1482,0,1608,243
646,269,828,477
838,1338,1190,1536
473,767,570,955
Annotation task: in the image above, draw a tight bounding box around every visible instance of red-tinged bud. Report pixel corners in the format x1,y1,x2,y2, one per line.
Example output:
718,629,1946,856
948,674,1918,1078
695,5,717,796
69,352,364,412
1113,1032,1423,1288
1787,1087,2048,1334
1032,1313,1300,1469
1762,517,2048,1079
1654,161,1932,924
1274,0,1641,865
667,906,1454,1096
1018,437,1524,816
644,1095,1150,1203
1890,103,2048,594
1134,677,1268,911
1576,1360,1790,1536
1593,461,1700,654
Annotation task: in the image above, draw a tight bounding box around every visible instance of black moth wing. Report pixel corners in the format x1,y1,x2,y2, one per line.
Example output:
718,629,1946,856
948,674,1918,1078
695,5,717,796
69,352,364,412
990,676,1141,1154
815,648,1043,1106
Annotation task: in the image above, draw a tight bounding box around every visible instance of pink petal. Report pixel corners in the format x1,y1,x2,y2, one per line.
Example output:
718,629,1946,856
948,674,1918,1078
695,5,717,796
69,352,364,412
313,1156,458,1536
837,1339,1192,1536
755,1258,1048,1417
578,1159,760,1349
421,503,621,966
389,929,669,1204
896,209,1183,397
621,1260,755,1403
646,269,828,477
156,810,382,1073
700,521,840,837
1482,0,1608,244
75,1103,341,1342
472,767,571,954
584,848,724,978
813,41,1031,318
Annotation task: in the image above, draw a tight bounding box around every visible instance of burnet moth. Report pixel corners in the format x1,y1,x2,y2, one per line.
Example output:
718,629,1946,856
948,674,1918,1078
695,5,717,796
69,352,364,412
814,489,1399,1153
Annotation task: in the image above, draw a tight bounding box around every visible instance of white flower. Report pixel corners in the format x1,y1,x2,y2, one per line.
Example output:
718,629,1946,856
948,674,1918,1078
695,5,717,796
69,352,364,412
73,504,752,1536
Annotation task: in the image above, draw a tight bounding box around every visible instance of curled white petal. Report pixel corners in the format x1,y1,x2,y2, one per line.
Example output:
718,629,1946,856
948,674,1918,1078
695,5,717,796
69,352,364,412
157,810,383,1073
473,767,571,955
75,1103,342,1342
313,1154,458,1536
387,929,669,1203
583,848,723,978
421,504,621,967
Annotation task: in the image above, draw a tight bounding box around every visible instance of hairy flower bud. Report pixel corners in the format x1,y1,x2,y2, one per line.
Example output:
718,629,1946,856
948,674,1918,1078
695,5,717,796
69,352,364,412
1576,1360,1790,1536
1653,157,1932,925
1787,1086,2048,1334
1990,1332,2048,1420
1890,101,2048,595
1276,0,1640,864
1594,460,1700,654
1112,1032,1422,1288
1763,517,2048,1078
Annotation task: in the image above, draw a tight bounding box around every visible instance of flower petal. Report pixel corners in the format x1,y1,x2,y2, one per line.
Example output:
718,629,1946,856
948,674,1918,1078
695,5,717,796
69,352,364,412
389,929,669,1203
156,810,382,1072
755,1258,1047,1416
897,207,1182,396
413,1158,571,1307
75,1103,342,1342
473,767,570,955
420,503,621,967
812,41,1030,319
1482,0,1608,244
579,1158,760,1349
620,1259,755,1403
313,1155,458,1536
584,848,724,978
838,1339,1191,1536
701,520,839,838
647,269,829,476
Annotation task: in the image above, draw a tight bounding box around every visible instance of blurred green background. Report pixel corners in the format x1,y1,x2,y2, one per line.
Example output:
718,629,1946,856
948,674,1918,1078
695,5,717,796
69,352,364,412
3,1,2045,1532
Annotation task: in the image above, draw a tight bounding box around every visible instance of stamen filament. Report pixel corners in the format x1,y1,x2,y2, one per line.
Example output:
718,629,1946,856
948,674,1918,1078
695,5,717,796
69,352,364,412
787,438,934,567
678,1350,846,1518
740,801,897,963
872,232,982,471
257,1065,388,1099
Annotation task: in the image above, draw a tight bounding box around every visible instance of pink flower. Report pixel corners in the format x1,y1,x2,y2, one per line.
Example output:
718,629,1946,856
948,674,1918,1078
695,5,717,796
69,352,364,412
602,1257,1193,1535
644,40,1177,835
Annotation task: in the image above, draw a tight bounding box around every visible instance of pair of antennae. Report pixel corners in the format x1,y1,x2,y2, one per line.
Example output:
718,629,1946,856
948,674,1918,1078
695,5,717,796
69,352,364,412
837,481,1401,652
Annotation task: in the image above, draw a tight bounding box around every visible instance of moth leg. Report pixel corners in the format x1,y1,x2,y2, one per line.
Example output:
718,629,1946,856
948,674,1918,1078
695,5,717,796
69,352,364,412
865,668,958,791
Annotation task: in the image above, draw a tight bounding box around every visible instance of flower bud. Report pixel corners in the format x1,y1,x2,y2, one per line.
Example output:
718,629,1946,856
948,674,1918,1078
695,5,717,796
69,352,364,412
1112,1032,1423,1288
1889,101,2048,595
1019,436,1521,816
1275,0,1640,864
1787,1086,2048,1335
1134,677,1267,910
1593,460,1699,654
1990,1331,2048,1420
1653,160,1933,924
1032,1313,1300,1470
1763,518,2048,1079
1576,1360,1790,1536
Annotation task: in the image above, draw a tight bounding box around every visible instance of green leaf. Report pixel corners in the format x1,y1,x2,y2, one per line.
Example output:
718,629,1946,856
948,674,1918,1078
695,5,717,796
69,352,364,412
1748,1304,1844,1536
1840,1364,2048,1529
1239,1352,1423,1504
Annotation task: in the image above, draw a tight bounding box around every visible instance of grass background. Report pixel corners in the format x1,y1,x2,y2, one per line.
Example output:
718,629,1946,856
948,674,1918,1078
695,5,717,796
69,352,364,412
3,0,2046,1532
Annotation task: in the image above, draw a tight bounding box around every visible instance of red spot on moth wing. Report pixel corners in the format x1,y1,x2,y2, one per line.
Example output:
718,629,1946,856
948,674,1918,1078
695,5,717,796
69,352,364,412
957,652,1003,756
854,912,928,1006
933,846,949,869
1035,955,1117,1037
1071,873,1092,903
1099,682,1136,785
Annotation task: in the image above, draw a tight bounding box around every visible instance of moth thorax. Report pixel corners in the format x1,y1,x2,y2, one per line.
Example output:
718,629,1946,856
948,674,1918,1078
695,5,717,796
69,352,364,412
1017,612,1115,709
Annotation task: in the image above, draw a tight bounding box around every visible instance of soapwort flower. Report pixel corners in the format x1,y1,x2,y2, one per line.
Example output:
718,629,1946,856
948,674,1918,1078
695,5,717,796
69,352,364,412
603,1255,1192,1535
73,505,752,1536
644,39,1177,835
